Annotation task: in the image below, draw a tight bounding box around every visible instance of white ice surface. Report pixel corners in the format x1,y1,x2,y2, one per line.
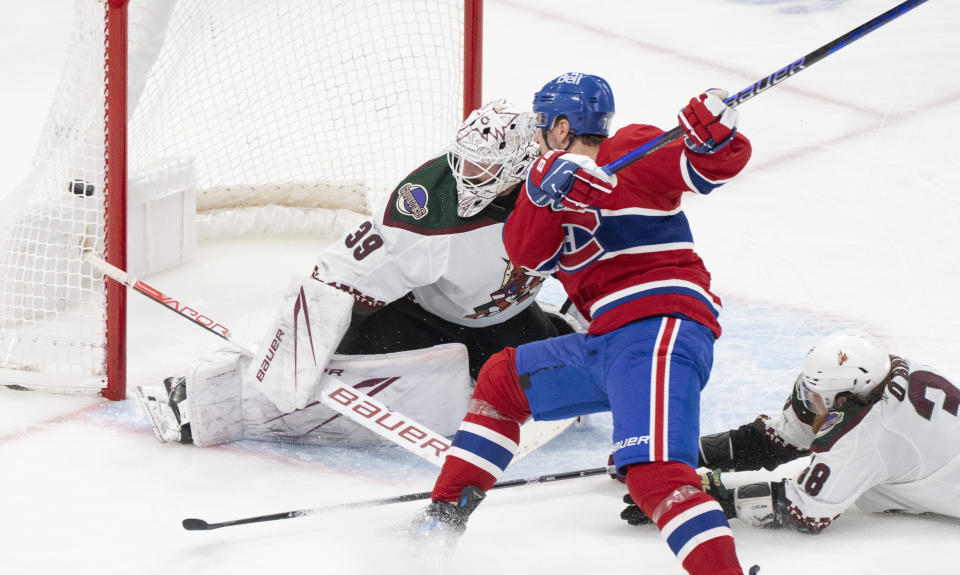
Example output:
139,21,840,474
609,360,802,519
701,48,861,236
2,1,959,574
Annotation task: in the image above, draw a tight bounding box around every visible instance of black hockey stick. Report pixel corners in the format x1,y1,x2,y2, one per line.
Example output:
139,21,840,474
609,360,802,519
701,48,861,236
601,0,929,176
182,465,614,531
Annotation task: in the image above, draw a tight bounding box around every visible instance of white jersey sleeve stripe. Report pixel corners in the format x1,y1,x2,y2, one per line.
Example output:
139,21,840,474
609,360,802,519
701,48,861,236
448,446,506,479
590,279,722,319
459,421,519,452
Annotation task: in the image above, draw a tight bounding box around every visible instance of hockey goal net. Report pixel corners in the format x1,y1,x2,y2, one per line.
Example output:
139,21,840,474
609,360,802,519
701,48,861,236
0,0,481,398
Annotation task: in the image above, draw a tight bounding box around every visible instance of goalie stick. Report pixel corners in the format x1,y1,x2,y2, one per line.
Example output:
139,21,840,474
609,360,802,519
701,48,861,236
182,464,615,531
602,0,929,176
82,252,241,348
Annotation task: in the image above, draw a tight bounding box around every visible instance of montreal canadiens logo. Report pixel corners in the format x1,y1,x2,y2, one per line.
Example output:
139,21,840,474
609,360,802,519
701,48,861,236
559,210,603,272
396,183,429,219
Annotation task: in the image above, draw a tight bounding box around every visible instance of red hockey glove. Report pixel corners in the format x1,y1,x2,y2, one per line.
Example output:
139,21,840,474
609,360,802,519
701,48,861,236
678,89,739,154
526,150,617,210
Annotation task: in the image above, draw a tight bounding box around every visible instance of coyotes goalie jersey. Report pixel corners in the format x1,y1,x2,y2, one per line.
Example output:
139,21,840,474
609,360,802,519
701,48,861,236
312,156,544,327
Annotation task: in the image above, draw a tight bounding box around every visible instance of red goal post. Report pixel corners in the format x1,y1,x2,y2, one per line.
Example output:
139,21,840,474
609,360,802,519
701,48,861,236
0,0,482,400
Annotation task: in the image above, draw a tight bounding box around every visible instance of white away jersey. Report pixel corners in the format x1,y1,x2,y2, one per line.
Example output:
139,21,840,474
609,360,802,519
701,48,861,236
779,356,960,530
312,156,544,327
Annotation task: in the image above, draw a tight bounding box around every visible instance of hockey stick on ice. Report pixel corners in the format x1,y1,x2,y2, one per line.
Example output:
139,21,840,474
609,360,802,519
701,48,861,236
182,464,615,531
601,0,929,176
83,251,453,466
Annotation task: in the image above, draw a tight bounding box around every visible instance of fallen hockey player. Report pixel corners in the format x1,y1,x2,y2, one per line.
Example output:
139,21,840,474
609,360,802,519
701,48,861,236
620,330,960,533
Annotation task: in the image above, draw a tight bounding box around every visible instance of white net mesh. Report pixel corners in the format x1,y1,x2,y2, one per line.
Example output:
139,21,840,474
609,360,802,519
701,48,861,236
130,0,465,207
0,0,107,391
0,0,469,393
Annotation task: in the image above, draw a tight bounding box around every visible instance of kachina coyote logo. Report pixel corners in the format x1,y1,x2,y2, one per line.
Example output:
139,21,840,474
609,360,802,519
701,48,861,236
465,259,543,319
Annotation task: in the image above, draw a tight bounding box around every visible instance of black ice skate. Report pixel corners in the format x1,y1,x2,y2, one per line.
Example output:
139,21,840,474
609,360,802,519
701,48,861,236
410,486,486,546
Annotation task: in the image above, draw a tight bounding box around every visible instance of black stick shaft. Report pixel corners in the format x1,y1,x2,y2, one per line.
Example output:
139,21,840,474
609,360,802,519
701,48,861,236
603,0,928,175
490,465,610,489
182,466,612,531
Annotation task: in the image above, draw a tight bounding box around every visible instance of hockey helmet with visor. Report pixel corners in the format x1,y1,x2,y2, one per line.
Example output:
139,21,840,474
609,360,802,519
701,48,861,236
797,330,891,416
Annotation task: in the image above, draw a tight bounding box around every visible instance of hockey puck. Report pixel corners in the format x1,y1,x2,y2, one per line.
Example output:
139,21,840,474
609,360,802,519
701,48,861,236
69,179,95,197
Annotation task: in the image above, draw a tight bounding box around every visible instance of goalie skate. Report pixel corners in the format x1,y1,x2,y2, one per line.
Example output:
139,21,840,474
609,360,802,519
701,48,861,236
135,377,192,444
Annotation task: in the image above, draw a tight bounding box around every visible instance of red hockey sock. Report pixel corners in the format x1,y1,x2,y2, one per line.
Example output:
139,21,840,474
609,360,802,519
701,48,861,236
626,462,743,575
431,348,530,502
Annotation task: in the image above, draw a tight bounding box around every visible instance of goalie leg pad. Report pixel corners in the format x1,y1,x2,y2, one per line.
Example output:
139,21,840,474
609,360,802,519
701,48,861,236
242,343,472,447
187,348,249,446
245,276,354,413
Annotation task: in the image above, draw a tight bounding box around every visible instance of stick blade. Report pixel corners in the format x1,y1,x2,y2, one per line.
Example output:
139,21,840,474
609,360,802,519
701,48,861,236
182,518,211,531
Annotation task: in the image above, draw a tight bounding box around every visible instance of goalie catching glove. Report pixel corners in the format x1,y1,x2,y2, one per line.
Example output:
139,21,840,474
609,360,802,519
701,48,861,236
525,150,617,210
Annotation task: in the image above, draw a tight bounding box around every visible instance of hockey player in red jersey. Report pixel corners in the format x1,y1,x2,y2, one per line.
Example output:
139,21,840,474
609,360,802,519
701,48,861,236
412,73,753,575
622,330,960,533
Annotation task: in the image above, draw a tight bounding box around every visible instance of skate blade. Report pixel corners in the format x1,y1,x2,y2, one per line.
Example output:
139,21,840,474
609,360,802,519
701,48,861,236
133,385,179,443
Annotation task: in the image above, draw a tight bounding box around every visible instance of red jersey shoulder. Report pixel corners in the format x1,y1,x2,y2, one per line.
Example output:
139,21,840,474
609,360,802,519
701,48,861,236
597,124,665,162
595,124,684,211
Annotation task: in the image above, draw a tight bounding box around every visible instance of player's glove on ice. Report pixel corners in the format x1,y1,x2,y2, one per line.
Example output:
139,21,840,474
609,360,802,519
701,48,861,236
678,89,739,154
620,492,653,526
526,150,616,210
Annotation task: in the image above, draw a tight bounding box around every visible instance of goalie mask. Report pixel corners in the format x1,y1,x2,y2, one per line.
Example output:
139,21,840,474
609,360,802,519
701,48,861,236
798,330,891,415
448,99,539,218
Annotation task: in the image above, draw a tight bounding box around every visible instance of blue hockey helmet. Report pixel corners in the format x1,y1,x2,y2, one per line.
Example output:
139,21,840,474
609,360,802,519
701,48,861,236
532,73,615,137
